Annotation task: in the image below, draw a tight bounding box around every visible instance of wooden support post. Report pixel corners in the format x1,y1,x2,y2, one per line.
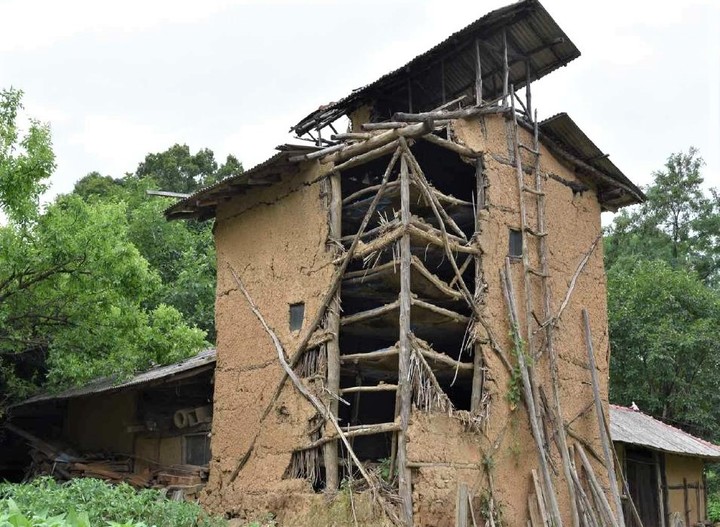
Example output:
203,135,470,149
475,38,483,105
655,451,667,527
397,155,414,525
456,483,469,527
525,60,533,120
583,309,625,526
502,29,509,106
684,478,690,527
470,155,484,414
324,172,342,492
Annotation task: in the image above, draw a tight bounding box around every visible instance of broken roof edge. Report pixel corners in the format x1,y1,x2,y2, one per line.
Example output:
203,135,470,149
609,404,720,461
164,144,319,221
291,0,580,136
530,113,644,209
165,112,641,222
12,348,217,408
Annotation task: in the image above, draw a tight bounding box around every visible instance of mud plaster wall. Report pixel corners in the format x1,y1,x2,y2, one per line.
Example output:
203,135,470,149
202,161,339,522
665,454,706,524
65,392,136,455
404,114,612,527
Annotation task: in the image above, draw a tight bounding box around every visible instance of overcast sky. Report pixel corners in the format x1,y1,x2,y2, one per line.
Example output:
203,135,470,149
1,0,718,204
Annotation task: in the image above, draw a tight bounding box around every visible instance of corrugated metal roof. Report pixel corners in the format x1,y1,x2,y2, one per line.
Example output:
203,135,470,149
14,349,217,407
164,145,318,221
609,405,720,460
539,113,644,208
291,0,580,135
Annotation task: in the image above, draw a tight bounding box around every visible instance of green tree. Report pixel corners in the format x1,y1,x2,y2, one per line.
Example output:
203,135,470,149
0,88,54,224
0,90,207,403
69,144,242,340
606,147,720,440
605,148,719,284
608,260,720,438
134,144,241,194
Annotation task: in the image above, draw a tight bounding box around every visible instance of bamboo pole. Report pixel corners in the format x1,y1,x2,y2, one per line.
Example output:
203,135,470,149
582,308,625,526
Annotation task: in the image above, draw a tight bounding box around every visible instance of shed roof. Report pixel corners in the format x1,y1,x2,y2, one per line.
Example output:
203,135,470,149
291,0,580,135
609,405,720,460
538,113,644,208
13,349,217,407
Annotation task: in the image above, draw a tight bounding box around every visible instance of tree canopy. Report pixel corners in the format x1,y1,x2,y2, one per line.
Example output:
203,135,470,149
606,147,720,439
0,89,236,406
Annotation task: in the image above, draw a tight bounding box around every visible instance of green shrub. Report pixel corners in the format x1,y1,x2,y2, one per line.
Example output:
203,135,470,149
0,478,226,527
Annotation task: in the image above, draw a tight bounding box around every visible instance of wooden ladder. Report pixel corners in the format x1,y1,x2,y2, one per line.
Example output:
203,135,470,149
509,90,548,358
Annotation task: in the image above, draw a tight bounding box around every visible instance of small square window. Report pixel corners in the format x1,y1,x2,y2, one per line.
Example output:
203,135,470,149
509,229,523,258
289,302,305,331
184,433,211,466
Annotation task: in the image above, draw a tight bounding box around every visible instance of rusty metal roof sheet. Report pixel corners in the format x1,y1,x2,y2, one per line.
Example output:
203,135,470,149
609,405,720,460
291,0,580,136
13,349,217,407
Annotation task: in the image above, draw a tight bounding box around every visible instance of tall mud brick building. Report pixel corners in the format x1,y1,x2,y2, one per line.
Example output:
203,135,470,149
166,1,645,525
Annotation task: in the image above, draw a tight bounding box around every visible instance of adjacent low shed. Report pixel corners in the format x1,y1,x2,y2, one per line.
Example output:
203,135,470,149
610,404,720,527
2,350,216,494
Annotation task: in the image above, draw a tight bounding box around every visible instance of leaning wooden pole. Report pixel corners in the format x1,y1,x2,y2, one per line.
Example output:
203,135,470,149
397,155,414,526
324,172,342,492
582,308,625,526
501,261,563,526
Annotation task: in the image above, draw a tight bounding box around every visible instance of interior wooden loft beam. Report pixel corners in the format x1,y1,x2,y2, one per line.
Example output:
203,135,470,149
339,345,399,364
411,298,470,324
296,422,403,451
340,384,398,394
342,257,464,302
340,219,401,244
342,181,401,206
340,300,401,326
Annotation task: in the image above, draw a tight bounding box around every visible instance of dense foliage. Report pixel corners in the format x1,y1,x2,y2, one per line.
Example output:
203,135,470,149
605,148,720,439
0,88,237,404
0,477,226,527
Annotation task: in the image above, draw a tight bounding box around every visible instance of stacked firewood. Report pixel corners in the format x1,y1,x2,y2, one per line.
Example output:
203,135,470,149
6,423,207,497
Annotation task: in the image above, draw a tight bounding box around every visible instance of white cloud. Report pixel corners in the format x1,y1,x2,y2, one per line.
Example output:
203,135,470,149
0,0,239,52
68,114,178,177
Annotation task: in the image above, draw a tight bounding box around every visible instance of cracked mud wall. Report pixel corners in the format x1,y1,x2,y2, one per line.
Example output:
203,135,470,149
202,162,340,522
404,114,612,527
